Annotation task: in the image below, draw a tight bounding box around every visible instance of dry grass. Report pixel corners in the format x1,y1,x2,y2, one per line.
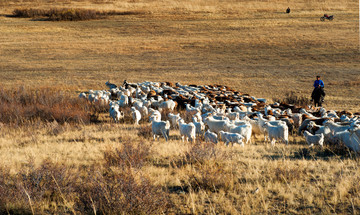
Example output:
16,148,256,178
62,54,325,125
274,91,309,107
11,8,143,21
0,0,358,111
0,87,111,125
0,120,359,214
0,0,359,213
0,87,92,125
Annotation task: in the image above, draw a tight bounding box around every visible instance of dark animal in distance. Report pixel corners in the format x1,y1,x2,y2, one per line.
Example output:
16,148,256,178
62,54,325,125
320,14,334,21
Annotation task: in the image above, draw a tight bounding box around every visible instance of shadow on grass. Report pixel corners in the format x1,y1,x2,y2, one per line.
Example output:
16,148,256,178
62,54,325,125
167,185,189,194
263,144,357,161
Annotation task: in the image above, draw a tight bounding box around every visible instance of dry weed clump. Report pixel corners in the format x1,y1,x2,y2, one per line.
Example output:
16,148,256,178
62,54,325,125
103,141,151,170
0,159,77,214
185,142,220,165
182,142,234,192
294,142,355,160
12,8,48,18
77,142,170,214
46,121,69,136
187,161,234,193
0,87,91,125
78,166,170,214
12,8,144,21
275,91,309,108
0,149,170,214
138,124,153,139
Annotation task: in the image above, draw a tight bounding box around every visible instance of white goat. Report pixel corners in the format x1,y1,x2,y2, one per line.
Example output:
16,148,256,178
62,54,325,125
204,130,218,144
109,105,124,123
131,107,141,125
149,108,161,122
204,117,230,134
151,119,171,141
159,100,176,112
186,104,201,116
306,121,332,143
178,119,196,143
303,131,324,148
340,115,350,123
226,123,252,144
133,100,143,111
192,112,202,123
193,118,205,137
79,92,87,99
219,131,244,147
168,113,181,128
226,109,240,121
325,121,352,134
331,130,360,152
138,106,148,118
264,122,289,146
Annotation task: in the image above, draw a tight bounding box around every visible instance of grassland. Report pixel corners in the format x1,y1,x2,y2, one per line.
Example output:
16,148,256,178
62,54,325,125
1,118,360,214
0,0,359,110
0,0,359,214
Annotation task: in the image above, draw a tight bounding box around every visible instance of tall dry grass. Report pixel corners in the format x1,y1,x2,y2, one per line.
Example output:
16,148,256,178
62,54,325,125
0,148,171,214
0,110,359,213
0,87,91,125
11,8,144,21
0,87,113,126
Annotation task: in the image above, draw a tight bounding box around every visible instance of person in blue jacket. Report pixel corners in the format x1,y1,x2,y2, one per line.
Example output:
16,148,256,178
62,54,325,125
311,76,325,106
313,75,324,88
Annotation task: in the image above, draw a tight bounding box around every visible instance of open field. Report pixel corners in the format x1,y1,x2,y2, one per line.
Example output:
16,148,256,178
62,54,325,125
0,0,359,111
1,119,360,214
0,0,359,214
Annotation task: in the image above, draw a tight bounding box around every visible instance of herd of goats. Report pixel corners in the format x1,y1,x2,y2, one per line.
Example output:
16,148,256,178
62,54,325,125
78,81,360,152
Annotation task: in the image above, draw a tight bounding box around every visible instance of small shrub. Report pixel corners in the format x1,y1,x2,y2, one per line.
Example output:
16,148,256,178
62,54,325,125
0,166,23,214
77,168,170,214
12,8,48,18
46,121,68,136
103,141,151,170
274,91,309,107
187,162,233,193
79,146,170,214
138,124,153,139
48,8,98,21
0,87,91,125
319,142,354,158
0,159,78,214
0,157,170,214
185,142,219,165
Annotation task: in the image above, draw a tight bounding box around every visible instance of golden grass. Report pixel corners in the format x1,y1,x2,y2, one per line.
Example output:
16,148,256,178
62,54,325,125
0,120,359,213
0,0,359,213
0,0,359,111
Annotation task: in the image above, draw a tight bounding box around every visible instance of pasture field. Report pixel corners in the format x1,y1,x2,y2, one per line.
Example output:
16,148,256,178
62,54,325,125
1,116,360,214
0,0,359,214
0,0,359,111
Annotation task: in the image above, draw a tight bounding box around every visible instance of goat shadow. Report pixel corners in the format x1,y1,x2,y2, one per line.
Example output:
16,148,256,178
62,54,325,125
263,146,358,161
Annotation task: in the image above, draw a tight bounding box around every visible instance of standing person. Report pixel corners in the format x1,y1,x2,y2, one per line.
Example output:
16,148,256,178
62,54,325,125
311,76,325,106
